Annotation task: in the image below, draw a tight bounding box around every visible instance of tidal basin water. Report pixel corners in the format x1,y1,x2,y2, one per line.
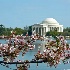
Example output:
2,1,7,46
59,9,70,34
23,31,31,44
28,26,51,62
0,39,70,70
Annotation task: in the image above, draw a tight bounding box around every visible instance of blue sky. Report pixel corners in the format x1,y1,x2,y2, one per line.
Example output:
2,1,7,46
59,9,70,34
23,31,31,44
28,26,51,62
0,0,70,28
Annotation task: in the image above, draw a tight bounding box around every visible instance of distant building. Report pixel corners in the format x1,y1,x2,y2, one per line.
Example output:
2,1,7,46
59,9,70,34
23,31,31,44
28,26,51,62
32,18,63,36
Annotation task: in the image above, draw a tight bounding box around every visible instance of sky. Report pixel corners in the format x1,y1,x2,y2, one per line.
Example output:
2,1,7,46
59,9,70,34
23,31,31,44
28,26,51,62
0,0,70,29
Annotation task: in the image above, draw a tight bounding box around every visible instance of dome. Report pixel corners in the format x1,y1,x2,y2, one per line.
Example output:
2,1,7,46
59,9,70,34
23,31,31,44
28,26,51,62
44,18,58,24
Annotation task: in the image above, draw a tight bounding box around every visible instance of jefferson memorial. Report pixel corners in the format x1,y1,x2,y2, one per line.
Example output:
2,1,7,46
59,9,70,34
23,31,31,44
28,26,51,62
32,18,63,36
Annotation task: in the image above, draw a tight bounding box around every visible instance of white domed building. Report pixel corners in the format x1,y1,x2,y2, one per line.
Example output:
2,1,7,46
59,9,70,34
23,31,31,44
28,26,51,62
32,18,63,36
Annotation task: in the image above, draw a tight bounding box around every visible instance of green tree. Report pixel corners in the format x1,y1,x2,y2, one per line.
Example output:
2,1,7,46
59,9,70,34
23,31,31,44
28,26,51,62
28,26,32,36
23,30,28,36
0,24,5,36
13,27,24,35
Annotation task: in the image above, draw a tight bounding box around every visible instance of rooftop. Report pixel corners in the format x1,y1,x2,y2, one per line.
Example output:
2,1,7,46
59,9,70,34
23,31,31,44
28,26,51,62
44,18,58,24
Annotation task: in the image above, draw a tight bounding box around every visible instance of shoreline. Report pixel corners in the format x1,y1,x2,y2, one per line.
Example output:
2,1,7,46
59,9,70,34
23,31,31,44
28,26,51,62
0,35,70,40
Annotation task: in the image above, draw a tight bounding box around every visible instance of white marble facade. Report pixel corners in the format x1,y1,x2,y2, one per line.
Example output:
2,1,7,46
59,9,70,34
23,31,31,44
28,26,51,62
32,18,63,36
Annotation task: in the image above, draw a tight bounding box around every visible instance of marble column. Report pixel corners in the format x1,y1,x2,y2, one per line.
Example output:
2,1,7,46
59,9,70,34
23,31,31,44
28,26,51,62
35,27,36,34
59,27,60,32
44,27,45,35
38,27,39,34
61,26,63,32
41,27,42,36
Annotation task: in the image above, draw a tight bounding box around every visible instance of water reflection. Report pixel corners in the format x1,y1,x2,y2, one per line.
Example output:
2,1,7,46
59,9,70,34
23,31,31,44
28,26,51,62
33,40,46,52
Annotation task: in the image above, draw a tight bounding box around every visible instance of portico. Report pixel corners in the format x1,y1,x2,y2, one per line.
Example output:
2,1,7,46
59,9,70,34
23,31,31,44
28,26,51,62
32,18,63,36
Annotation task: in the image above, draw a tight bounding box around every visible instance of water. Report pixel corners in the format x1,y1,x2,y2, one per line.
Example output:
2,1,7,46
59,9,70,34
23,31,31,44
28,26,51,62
0,39,70,70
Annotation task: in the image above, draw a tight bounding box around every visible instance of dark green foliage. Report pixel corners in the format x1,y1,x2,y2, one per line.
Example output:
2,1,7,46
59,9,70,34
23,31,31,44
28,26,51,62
28,26,32,36
0,24,6,35
63,27,70,36
13,27,24,35
46,30,58,37
23,30,28,36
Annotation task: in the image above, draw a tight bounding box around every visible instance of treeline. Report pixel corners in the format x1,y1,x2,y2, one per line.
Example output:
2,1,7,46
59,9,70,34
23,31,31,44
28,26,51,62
0,24,32,36
0,24,70,36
